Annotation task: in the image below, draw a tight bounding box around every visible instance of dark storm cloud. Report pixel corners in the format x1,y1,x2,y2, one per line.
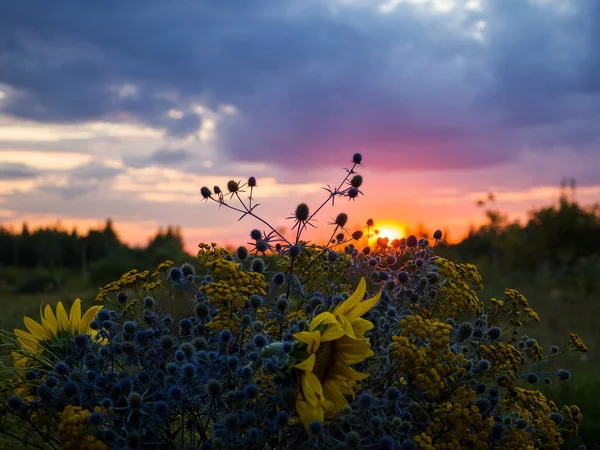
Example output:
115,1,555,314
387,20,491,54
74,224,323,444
0,0,598,170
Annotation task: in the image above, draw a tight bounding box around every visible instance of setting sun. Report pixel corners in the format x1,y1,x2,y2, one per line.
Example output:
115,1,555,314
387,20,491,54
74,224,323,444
369,222,406,243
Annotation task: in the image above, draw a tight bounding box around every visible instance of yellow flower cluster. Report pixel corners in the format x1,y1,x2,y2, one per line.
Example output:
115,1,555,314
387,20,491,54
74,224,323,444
414,386,494,450
57,405,107,450
567,332,588,352
94,260,175,303
197,242,230,265
487,289,540,337
479,342,522,384
95,269,151,302
393,315,467,397
143,260,175,290
561,404,584,435
506,289,541,323
523,340,544,362
503,388,564,449
432,258,483,318
200,258,267,331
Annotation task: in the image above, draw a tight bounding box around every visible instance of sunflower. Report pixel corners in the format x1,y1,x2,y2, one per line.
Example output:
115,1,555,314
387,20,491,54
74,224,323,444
12,299,103,371
293,278,380,428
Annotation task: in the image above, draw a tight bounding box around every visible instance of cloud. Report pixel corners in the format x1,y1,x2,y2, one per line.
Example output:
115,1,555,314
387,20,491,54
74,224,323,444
29,161,125,200
70,162,122,180
0,0,598,173
165,113,203,138
0,162,39,179
0,149,93,170
150,148,190,165
124,148,192,168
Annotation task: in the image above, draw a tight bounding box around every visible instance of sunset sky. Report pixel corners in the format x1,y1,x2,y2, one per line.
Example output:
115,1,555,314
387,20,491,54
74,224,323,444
1,0,599,252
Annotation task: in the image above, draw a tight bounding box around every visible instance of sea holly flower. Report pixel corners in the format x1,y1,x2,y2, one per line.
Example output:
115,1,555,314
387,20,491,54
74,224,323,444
293,278,381,428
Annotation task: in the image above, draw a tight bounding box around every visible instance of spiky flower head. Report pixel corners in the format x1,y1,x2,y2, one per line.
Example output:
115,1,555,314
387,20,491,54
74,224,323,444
289,245,302,258
347,187,359,199
181,263,196,277
237,246,249,260
227,180,240,194
350,175,363,188
255,240,269,254
406,235,418,248
273,272,285,285
200,186,212,199
487,327,502,341
295,203,310,222
335,213,349,228
457,322,474,342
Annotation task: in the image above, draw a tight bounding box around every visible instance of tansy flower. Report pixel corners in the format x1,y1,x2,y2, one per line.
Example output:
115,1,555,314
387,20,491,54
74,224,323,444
294,278,380,428
12,299,103,371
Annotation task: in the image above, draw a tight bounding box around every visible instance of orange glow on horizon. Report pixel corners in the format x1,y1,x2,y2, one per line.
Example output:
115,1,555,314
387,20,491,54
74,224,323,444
368,222,406,244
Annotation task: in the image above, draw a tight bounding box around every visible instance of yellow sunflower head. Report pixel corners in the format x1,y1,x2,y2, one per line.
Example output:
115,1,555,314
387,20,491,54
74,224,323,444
293,278,380,429
12,298,103,372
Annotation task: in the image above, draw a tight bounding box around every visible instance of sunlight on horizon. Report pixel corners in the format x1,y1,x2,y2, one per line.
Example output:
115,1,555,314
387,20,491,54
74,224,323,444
368,222,406,244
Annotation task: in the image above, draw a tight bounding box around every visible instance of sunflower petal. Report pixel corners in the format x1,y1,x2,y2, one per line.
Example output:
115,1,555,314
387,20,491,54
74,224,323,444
23,317,50,341
328,358,369,381
296,398,324,430
79,306,103,334
346,290,381,321
351,317,374,337
309,312,339,331
319,323,345,342
14,329,41,353
69,299,82,334
336,315,356,339
334,278,366,317
301,372,323,406
335,336,374,363
322,379,349,413
294,353,316,372
55,302,69,332
293,331,321,354
42,305,58,336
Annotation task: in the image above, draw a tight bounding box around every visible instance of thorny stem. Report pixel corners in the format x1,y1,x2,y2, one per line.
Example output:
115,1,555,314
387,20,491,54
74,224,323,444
296,225,341,283
298,162,358,238
213,195,291,246
286,219,305,299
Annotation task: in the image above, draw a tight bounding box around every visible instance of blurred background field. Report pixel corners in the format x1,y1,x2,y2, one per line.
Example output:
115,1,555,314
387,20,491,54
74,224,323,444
1,193,599,448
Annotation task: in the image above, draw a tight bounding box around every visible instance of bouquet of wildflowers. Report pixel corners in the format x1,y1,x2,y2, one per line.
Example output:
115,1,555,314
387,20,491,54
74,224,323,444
0,154,587,449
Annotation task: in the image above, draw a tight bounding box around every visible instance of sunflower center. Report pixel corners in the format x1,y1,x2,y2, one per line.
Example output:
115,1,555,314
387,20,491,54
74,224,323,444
313,341,335,381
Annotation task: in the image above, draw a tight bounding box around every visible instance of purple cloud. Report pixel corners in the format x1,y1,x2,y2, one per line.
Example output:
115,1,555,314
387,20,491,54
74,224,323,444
0,0,598,172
